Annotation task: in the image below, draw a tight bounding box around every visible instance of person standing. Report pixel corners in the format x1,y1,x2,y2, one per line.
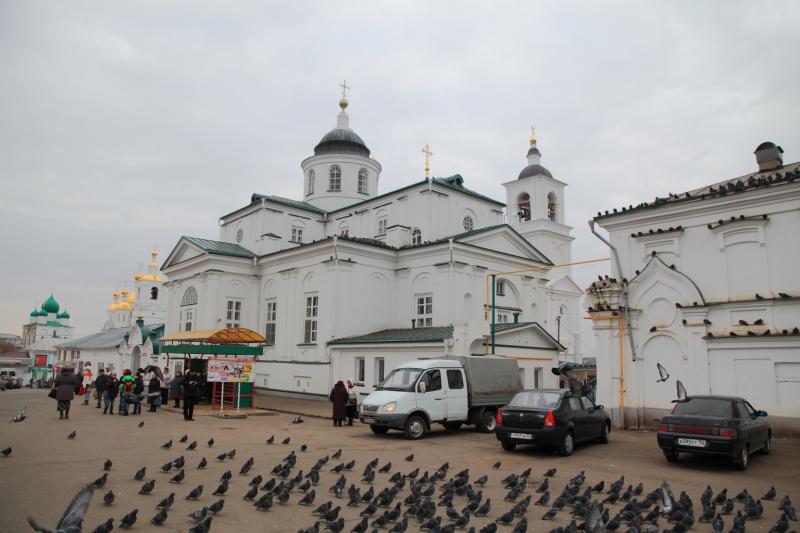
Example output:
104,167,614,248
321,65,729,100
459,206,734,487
329,380,348,427
345,379,359,426
147,372,162,412
81,368,94,405
182,372,199,421
132,372,144,415
103,374,118,414
54,367,79,420
170,370,184,408
161,367,171,407
118,369,134,416
94,368,108,409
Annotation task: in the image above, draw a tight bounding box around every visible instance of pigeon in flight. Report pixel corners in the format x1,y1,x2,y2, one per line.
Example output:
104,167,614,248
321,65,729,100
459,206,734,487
674,381,688,403
656,363,670,383
27,485,95,532
10,405,27,423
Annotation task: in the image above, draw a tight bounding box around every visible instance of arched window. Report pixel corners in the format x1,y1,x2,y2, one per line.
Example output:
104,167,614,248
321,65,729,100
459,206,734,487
411,228,422,245
150,287,159,300
329,165,341,191
357,168,368,194
307,169,315,195
181,286,198,307
462,215,474,231
235,228,243,243
547,192,557,221
517,192,531,222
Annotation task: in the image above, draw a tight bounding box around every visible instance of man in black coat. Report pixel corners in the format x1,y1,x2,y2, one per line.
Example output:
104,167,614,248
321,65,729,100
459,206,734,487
182,372,200,421
94,369,109,409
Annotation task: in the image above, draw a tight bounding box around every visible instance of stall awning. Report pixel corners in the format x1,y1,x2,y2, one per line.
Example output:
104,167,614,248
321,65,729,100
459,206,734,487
160,328,265,344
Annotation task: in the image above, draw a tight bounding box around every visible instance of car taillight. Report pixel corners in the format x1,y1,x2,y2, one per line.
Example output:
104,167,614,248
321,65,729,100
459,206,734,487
719,428,735,438
658,424,668,432
544,410,555,427
496,410,503,426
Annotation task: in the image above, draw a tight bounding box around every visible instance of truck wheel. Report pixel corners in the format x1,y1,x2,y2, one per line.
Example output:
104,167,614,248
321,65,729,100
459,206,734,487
734,446,749,471
404,415,427,440
663,449,679,463
557,431,574,456
501,440,516,451
443,422,462,430
598,422,609,444
370,425,389,435
476,410,496,433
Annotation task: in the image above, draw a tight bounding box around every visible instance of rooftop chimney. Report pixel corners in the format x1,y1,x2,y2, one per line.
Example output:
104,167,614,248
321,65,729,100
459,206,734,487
754,141,783,172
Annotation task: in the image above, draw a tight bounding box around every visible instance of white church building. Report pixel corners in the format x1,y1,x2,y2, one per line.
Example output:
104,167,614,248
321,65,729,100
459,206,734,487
161,94,584,397
587,142,800,433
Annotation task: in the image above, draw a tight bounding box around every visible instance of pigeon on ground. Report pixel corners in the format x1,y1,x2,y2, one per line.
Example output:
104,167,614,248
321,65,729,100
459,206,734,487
254,493,273,511
134,467,146,480
243,485,258,501
197,457,207,469
290,416,304,424
169,469,185,484
157,492,175,510
301,444,308,452
207,438,214,447
216,452,227,461
763,487,776,500
161,439,172,449
266,435,275,444
150,508,167,526
187,441,197,451
209,499,225,515
227,449,236,459
189,516,213,533
492,462,501,469
542,508,558,520
10,405,27,423
27,485,95,532
179,434,188,443
137,421,144,428
405,454,414,462
119,509,138,529
139,480,156,495
282,437,291,444
212,480,229,496
92,473,108,488
544,468,557,477
103,459,112,471
186,485,204,500
188,506,208,522
67,431,77,440
300,490,317,505
1,447,11,457
160,461,172,473
91,518,114,533
103,490,115,506
221,470,232,481
332,449,342,459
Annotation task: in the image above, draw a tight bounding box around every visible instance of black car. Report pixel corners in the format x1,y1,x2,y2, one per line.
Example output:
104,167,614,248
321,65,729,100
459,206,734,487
495,389,611,456
657,395,770,470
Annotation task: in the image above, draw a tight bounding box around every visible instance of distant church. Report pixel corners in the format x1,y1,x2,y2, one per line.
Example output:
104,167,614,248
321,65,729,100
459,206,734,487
161,89,583,396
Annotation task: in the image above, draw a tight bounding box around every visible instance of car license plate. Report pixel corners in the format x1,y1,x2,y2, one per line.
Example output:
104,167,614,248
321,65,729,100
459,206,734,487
362,417,375,424
677,437,707,448
509,432,533,440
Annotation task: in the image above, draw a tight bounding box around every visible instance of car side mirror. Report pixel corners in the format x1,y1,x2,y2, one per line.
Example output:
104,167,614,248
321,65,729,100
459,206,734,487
418,382,426,394
595,404,604,410
757,410,768,417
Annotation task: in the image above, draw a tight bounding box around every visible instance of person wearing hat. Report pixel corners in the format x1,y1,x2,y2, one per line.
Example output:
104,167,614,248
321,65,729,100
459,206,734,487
54,367,79,420
118,369,134,416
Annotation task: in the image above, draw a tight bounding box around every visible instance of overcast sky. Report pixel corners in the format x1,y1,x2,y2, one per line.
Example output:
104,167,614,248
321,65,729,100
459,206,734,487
1,1,798,341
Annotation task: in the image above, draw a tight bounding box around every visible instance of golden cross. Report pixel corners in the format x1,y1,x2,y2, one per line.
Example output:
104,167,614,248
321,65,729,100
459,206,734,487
339,80,350,99
422,143,433,178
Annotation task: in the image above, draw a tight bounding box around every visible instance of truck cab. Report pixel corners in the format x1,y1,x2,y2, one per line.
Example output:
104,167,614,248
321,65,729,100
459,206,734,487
359,356,521,439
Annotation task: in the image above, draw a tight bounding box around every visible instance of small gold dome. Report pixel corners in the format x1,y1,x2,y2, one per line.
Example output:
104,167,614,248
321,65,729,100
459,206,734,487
113,291,120,299
339,98,348,111
140,273,165,282
107,303,117,312
121,288,129,297
127,291,137,303
117,301,131,311
134,272,143,281
147,260,158,268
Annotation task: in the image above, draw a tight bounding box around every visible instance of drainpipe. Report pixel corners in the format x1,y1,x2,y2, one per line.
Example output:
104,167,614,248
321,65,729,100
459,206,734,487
490,275,497,354
448,238,454,325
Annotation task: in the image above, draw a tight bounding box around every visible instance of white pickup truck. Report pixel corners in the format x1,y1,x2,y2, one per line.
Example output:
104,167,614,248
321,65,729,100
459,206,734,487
359,356,522,439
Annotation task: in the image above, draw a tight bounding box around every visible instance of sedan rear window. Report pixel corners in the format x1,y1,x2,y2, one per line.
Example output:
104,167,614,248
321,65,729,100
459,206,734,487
509,391,561,409
672,398,733,417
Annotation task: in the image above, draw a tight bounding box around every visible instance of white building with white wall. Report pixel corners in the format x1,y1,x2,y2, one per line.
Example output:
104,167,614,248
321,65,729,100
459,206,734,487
587,142,800,433
161,94,583,397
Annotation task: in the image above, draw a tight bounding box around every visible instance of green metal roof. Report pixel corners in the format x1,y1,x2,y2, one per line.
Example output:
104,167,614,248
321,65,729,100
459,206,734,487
250,194,327,214
44,321,71,328
329,326,454,345
182,236,256,258
42,294,59,314
433,175,505,207
493,321,537,333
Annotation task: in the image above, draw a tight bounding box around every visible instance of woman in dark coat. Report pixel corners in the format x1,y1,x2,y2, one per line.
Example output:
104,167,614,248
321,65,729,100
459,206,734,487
329,380,348,427
169,370,184,408
54,368,78,420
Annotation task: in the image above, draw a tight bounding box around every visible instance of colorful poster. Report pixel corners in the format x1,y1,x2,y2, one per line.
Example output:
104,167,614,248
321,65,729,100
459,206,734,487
207,358,255,383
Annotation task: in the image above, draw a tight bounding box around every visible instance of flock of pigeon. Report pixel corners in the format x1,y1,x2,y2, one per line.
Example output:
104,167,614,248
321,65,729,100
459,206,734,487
5,402,798,533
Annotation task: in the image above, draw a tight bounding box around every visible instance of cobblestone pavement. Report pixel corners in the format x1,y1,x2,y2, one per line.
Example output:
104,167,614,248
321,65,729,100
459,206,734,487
0,389,797,533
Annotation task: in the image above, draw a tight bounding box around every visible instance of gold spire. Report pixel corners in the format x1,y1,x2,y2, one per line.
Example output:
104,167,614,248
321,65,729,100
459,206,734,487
529,126,537,146
422,143,433,178
338,79,350,111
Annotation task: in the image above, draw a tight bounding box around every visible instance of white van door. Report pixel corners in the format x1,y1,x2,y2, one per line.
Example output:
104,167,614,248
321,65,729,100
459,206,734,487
418,369,446,421
444,368,469,420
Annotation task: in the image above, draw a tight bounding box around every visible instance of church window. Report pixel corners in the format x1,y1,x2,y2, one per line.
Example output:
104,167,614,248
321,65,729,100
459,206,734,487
181,286,198,306
415,294,433,327
265,299,277,345
374,357,385,386
150,287,158,300
411,228,422,245
178,310,183,331
339,222,349,237
517,192,531,222
236,228,243,243
496,280,506,296
303,294,318,343
547,192,557,221
225,299,242,328
463,216,474,232
307,169,315,196
497,313,509,324
358,168,368,194
184,308,194,332
355,357,365,384
377,217,387,236
329,165,341,191
291,227,304,244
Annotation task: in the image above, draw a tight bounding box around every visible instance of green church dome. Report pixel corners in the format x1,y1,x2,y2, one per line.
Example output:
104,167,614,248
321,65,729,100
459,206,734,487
29,308,38,317
57,309,71,319
41,294,60,314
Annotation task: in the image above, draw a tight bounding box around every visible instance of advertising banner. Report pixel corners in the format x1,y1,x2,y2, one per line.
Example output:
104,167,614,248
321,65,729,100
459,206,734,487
207,358,255,383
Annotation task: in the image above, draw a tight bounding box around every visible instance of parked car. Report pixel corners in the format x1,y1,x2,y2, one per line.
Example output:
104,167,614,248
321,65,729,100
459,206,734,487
495,389,611,456
359,356,522,439
657,395,770,470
